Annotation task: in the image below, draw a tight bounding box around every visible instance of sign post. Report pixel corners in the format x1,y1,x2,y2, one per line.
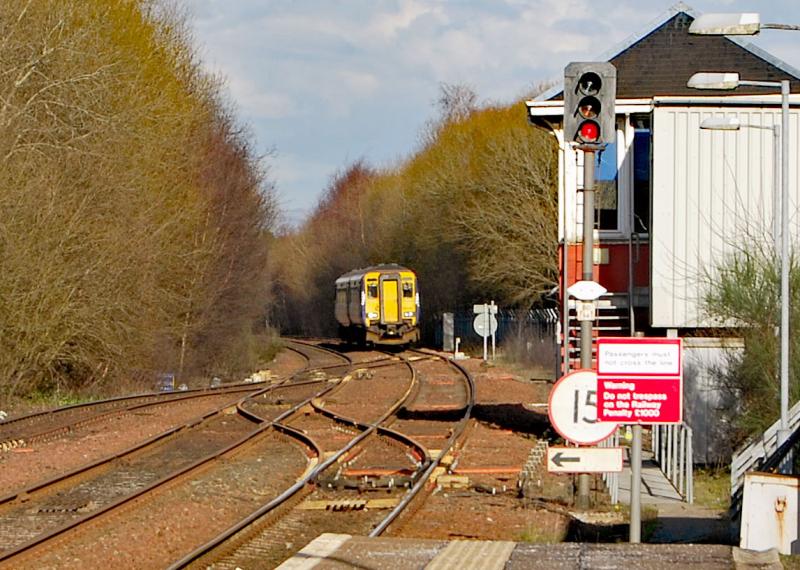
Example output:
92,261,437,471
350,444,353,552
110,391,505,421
596,337,683,544
473,303,498,361
564,60,616,509
490,301,496,361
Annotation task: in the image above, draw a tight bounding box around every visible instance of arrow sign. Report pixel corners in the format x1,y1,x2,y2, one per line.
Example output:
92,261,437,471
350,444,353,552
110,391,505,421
547,446,623,474
551,451,581,467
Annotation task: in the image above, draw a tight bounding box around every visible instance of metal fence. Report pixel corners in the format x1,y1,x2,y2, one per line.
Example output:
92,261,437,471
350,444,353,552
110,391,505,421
729,398,800,516
598,431,620,504
652,423,694,504
431,307,558,371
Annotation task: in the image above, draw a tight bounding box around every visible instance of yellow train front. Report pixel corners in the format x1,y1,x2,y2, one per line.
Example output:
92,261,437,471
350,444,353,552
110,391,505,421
334,264,420,345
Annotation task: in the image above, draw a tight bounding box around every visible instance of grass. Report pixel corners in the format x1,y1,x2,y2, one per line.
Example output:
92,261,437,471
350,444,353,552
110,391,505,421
256,332,285,368
693,467,731,510
517,527,564,543
517,520,568,543
3,389,101,418
641,505,660,540
782,555,800,569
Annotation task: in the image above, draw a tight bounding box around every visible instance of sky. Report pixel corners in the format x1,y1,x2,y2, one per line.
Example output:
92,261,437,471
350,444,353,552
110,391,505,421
189,1,800,225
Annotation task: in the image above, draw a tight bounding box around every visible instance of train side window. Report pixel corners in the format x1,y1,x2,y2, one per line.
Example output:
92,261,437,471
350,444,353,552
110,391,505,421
367,284,378,298
402,282,413,298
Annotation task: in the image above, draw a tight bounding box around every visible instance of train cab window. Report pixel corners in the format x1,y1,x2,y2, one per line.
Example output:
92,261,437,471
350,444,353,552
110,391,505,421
402,282,413,298
367,283,378,298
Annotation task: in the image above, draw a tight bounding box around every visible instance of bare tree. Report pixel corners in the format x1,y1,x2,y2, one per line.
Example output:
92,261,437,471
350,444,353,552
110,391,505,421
453,118,559,306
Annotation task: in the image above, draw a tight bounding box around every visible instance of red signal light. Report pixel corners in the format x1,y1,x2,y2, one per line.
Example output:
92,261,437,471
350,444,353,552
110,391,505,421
578,121,599,142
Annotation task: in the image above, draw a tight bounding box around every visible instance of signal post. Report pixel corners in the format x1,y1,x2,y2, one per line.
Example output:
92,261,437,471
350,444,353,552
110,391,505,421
562,62,617,511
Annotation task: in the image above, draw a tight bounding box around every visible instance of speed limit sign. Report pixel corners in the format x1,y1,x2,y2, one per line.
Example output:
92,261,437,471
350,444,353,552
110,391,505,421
548,369,618,445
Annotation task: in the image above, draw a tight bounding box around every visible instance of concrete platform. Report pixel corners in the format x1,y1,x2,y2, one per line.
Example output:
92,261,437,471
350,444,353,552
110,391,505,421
276,534,780,569
615,451,731,544
617,457,683,505
616,447,684,506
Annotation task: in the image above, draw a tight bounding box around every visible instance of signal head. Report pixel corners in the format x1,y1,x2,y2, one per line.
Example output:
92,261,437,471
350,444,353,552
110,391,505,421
563,62,617,146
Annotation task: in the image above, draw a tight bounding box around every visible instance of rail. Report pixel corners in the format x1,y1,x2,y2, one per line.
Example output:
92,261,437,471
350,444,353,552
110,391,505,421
651,423,694,504
730,398,800,516
0,340,347,565
169,348,421,568
368,349,475,536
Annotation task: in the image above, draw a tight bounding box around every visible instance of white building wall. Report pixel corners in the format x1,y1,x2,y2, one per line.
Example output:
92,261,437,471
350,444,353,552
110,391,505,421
683,338,743,463
560,122,633,243
651,104,800,328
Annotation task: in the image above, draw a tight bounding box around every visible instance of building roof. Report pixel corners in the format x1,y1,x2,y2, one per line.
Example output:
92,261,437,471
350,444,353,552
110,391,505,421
538,3,800,101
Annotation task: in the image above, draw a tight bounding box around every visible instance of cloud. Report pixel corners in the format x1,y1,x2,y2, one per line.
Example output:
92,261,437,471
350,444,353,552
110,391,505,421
189,0,800,221
368,0,445,40
224,74,297,119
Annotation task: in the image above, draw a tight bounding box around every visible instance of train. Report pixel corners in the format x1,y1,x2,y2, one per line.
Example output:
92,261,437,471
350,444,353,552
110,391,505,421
334,264,420,345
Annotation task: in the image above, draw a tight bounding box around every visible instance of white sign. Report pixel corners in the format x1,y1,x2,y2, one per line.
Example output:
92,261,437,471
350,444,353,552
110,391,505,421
473,304,498,314
548,370,618,445
473,314,498,337
576,300,596,322
547,446,623,473
597,339,681,376
567,280,607,301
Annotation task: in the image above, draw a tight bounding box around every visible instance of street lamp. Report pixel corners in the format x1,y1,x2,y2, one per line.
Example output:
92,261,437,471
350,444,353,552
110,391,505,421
689,13,800,35
689,71,791,448
699,116,781,258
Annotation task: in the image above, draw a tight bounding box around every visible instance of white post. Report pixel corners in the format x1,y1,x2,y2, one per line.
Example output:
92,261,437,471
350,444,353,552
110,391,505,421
630,425,643,543
778,79,791,458
490,300,496,360
483,303,488,362
773,124,781,253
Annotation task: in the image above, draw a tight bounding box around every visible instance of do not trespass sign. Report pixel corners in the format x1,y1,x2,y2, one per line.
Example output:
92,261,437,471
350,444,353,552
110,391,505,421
596,337,682,424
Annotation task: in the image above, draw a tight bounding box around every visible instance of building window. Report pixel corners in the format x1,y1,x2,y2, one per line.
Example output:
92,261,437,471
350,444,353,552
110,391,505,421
632,116,651,234
596,138,618,230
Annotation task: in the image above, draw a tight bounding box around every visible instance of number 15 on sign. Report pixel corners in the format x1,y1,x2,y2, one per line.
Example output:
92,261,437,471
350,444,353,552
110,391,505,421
548,370,618,445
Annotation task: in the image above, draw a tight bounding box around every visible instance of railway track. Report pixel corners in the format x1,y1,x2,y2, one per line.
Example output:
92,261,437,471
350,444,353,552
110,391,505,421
0,340,342,453
0,340,337,452
171,346,475,569
0,384,263,452
0,341,349,564
0,342,476,568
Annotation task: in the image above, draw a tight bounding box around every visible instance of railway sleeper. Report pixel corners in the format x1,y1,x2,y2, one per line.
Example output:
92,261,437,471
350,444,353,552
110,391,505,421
0,439,25,452
35,499,99,514
318,474,413,491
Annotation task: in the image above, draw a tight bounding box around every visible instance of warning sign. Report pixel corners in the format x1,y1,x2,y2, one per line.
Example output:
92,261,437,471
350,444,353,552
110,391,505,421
596,338,682,424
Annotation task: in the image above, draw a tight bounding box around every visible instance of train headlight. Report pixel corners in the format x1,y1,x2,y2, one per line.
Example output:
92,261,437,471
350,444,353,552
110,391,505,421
367,312,379,319
403,311,414,318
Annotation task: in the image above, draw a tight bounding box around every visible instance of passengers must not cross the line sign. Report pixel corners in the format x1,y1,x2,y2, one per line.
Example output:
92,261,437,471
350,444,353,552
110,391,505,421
546,446,624,474
596,337,683,424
